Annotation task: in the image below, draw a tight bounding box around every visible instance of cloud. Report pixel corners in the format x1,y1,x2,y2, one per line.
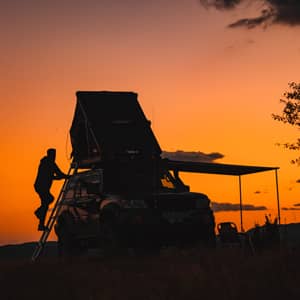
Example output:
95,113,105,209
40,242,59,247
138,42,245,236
200,0,241,10
296,179,300,183
200,0,300,28
211,202,267,212
282,207,300,211
161,150,224,163
228,8,276,29
282,202,300,210
254,190,261,194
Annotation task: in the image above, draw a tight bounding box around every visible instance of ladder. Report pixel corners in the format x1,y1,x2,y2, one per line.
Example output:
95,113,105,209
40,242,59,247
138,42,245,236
31,164,76,262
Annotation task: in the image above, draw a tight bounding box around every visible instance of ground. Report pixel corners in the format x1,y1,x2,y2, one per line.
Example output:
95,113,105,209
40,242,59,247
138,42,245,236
1,247,300,300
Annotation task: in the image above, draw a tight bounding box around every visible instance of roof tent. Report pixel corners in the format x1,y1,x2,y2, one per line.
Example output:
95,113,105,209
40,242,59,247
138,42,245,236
166,159,280,231
70,91,161,165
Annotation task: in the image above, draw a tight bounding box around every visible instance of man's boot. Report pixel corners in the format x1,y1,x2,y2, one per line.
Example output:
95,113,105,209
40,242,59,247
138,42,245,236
38,223,48,231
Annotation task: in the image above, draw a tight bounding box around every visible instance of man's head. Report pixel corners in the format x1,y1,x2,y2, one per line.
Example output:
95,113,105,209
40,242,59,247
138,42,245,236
47,148,56,162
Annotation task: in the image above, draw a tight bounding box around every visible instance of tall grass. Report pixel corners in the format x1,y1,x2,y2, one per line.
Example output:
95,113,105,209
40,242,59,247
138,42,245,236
1,247,299,300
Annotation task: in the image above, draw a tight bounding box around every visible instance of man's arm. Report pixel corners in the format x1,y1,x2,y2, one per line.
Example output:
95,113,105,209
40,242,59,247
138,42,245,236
53,163,69,180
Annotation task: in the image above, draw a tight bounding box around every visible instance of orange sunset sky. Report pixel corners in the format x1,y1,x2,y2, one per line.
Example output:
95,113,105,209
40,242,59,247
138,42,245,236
1,0,300,245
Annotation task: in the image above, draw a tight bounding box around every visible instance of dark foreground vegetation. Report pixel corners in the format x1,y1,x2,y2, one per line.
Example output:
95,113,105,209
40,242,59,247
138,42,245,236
1,246,300,300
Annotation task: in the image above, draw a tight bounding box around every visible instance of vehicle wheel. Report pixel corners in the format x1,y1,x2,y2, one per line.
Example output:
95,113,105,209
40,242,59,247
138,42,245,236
99,204,122,255
99,222,120,254
57,227,73,257
55,212,84,257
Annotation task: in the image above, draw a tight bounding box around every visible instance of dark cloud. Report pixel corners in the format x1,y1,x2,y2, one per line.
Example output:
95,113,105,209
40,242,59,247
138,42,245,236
161,150,224,163
228,8,276,29
296,179,300,183
200,0,300,28
200,0,241,10
282,207,300,211
294,203,300,207
254,190,261,194
211,202,267,212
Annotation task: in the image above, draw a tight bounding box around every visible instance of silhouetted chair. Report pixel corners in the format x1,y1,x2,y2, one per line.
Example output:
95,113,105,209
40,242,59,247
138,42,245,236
217,222,240,245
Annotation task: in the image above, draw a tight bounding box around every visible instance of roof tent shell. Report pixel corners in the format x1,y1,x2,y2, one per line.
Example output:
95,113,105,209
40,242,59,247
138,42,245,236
70,91,161,165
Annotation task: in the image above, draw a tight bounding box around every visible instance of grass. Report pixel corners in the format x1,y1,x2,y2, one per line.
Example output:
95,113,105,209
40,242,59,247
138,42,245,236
1,247,300,300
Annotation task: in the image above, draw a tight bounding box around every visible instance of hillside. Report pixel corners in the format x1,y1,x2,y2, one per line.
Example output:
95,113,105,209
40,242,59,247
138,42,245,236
0,241,58,260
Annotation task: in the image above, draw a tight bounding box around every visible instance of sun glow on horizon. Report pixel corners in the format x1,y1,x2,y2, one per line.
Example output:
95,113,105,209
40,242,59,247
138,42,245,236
1,0,300,245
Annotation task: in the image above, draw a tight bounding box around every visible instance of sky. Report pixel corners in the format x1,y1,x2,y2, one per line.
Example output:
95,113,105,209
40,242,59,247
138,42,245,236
1,0,300,245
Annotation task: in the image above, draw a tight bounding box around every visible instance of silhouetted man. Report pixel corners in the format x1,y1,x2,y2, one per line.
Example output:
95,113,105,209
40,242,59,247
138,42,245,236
34,148,69,231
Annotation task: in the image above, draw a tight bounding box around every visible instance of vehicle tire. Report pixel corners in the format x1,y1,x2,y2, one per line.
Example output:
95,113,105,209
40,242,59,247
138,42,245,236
99,204,121,255
55,212,84,257
57,227,73,257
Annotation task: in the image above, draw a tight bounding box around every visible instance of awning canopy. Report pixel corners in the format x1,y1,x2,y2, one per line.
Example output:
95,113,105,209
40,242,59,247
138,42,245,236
166,159,281,230
166,160,279,176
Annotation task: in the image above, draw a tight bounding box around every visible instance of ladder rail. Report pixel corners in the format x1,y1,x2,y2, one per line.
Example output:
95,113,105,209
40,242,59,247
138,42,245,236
31,164,75,261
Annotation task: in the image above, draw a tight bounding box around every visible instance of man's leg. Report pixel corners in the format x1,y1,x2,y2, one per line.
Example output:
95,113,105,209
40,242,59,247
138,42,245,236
34,206,42,219
34,190,43,220
38,202,49,230
36,190,54,230
34,187,44,219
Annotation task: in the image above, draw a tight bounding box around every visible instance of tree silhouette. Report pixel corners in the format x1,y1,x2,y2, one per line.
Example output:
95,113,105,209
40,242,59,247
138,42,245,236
272,82,300,164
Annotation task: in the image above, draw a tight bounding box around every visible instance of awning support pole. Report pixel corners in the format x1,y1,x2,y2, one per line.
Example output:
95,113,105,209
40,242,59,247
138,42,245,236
239,175,244,232
275,169,281,224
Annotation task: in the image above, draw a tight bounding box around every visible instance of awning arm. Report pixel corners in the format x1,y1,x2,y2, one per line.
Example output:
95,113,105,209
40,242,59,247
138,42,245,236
275,169,281,224
239,175,244,232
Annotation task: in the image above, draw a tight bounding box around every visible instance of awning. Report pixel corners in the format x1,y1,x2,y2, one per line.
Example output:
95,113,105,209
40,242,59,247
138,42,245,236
165,159,280,231
166,160,279,176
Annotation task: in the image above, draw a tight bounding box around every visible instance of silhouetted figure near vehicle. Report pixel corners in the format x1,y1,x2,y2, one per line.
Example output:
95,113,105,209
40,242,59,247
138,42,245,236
34,148,69,231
